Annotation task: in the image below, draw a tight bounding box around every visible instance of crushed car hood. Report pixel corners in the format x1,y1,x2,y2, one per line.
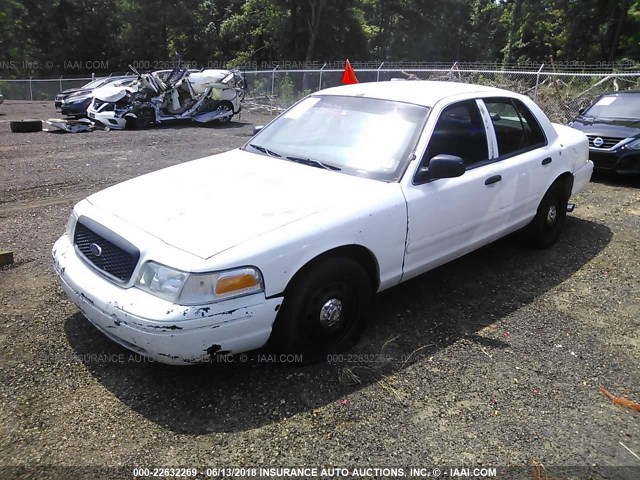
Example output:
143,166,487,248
93,84,135,103
87,149,391,259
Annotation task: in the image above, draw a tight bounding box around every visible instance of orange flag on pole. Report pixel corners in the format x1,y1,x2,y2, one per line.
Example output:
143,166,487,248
341,59,359,84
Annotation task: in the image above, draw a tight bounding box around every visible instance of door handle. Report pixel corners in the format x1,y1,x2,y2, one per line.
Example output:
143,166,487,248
542,157,552,165
485,175,502,185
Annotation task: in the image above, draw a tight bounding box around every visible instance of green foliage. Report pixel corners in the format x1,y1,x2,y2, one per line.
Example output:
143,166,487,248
0,0,638,78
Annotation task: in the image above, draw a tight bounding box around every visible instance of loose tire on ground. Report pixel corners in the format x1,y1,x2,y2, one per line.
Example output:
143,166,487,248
522,181,569,249
10,119,43,133
270,256,372,362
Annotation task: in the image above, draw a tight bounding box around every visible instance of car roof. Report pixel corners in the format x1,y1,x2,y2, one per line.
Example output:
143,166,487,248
318,81,510,107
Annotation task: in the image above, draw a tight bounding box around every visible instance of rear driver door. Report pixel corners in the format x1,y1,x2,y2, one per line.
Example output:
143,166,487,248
402,99,504,281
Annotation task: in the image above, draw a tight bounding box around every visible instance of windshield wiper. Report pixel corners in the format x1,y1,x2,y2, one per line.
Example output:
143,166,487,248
286,156,341,171
247,143,282,157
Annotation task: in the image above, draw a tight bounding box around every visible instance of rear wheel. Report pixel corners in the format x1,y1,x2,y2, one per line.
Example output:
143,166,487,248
522,181,569,249
271,257,372,362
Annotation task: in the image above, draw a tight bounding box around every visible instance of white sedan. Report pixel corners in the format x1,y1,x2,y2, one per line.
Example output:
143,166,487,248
52,81,593,364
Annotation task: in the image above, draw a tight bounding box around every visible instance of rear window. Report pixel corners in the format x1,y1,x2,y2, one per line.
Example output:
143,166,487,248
484,98,547,157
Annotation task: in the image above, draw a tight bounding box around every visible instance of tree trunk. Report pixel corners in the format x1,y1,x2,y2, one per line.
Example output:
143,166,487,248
305,0,326,62
503,0,523,65
608,0,632,61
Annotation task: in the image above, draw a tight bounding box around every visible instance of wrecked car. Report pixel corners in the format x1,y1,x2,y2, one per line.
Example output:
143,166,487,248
61,77,136,118
54,76,132,109
87,64,244,129
52,81,593,365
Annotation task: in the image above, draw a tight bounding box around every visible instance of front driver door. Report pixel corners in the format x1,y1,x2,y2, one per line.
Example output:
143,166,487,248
401,99,505,282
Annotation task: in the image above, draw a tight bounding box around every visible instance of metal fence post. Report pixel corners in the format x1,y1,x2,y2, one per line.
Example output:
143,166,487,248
271,65,279,98
534,63,545,102
448,62,459,81
29,77,33,101
376,62,385,82
319,63,327,91
271,65,279,114
59,76,63,93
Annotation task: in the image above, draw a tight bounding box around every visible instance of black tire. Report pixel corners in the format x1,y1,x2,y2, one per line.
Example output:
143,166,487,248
128,106,155,129
215,101,234,124
271,257,372,362
522,181,569,249
10,119,42,133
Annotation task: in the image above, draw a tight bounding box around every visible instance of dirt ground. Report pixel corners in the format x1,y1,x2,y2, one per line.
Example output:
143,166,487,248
0,101,639,480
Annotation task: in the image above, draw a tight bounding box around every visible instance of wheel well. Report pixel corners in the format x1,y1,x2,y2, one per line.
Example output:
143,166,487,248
555,172,574,198
286,246,380,294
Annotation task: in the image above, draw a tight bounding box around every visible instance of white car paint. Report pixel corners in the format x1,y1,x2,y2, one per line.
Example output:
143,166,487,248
52,81,593,364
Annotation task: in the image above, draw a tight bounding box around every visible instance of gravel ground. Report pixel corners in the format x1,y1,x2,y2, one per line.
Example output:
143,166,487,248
0,101,639,480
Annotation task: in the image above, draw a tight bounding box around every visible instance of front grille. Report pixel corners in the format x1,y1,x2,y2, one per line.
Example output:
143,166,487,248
587,135,624,150
73,219,139,283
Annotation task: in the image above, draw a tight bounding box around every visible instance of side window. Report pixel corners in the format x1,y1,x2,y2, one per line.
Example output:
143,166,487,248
484,98,547,157
423,100,488,167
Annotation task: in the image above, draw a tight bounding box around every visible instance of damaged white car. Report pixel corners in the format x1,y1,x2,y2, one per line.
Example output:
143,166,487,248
87,64,244,129
53,81,593,365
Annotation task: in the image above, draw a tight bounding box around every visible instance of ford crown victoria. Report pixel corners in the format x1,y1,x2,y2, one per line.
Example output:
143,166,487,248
52,81,593,364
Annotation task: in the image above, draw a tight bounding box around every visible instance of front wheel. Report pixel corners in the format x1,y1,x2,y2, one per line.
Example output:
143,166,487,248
270,257,372,362
521,181,569,249
127,106,155,129
215,101,234,124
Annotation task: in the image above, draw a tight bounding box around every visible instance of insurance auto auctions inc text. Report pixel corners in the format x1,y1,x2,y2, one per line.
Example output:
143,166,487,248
205,467,497,478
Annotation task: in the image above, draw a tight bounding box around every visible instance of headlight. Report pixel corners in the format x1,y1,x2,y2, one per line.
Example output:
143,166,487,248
136,263,264,305
136,262,188,302
66,211,77,240
626,138,640,150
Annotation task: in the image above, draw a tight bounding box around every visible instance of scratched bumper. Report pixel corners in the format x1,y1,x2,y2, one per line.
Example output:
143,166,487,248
52,235,281,365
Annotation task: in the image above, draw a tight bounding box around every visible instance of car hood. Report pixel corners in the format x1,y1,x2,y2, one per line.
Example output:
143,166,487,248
570,116,640,139
86,149,391,259
67,88,92,97
64,92,93,103
59,88,81,96
93,84,136,103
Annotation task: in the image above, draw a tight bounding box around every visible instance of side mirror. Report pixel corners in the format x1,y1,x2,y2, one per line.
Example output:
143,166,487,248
415,154,466,183
252,125,264,135
578,107,586,115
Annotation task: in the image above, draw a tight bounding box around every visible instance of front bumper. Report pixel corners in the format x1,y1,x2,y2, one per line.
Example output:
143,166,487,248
88,109,127,129
589,148,640,174
52,235,281,365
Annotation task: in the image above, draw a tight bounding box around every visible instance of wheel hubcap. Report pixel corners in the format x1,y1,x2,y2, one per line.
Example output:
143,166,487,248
546,205,557,225
319,298,343,328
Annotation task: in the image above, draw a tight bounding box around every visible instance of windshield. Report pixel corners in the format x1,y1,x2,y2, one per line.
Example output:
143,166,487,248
246,95,429,181
584,93,640,119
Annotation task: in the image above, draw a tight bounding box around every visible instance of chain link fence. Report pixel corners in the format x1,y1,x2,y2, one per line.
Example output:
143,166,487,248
3,65,640,123
0,77,95,102
242,65,640,123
